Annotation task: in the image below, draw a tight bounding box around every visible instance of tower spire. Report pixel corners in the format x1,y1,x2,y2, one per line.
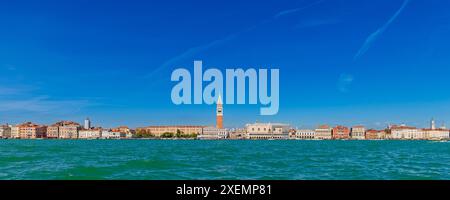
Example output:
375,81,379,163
431,118,436,130
217,93,222,105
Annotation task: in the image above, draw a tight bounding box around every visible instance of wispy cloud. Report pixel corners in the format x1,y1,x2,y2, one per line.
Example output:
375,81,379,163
0,84,94,115
2,64,17,71
145,0,326,79
0,96,91,113
337,73,354,93
0,86,25,95
0,85,36,96
353,0,411,61
274,0,325,19
145,33,240,79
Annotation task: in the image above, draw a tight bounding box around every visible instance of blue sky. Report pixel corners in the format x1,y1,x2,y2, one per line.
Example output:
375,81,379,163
1,0,450,129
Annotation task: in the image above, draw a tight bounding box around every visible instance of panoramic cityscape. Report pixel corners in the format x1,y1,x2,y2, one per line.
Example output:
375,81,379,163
1,0,450,184
1,98,449,141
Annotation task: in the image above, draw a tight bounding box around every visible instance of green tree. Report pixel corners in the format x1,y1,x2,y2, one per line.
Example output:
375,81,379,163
161,132,174,138
176,129,183,138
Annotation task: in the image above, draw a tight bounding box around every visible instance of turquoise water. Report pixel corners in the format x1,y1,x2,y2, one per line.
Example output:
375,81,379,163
0,140,449,180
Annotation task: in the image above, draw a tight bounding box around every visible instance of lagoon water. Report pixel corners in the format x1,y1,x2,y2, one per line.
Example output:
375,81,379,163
0,140,449,180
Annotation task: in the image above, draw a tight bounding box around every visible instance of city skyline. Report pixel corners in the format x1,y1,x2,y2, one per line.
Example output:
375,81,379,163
1,0,450,128
2,117,449,141
1,114,448,131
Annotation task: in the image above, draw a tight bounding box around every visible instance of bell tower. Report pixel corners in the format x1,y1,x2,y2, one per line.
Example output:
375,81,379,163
431,118,436,130
216,94,223,129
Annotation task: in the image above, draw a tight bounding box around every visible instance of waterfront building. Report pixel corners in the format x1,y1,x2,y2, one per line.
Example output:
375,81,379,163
136,126,204,137
198,126,228,140
366,129,387,140
292,129,316,139
228,128,246,139
0,125,11,138
101,129,122,139
315,125,332,140
332,125,350,140
365,129,378,140
47,121,81,139
17,122,47,139
111,126,133,138
423,128,449,140
245,123,290,140
351,126,366,140
78,128,102,139
390,125,422,140
377,130,388,139
216,94,223,129
84,118,91,130
422,119,449,140
11,126,20,139
46,126,59,139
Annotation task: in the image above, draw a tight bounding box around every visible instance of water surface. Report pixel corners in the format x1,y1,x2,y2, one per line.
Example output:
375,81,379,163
0,140,449,180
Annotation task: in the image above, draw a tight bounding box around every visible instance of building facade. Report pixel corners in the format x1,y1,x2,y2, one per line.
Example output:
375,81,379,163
390,125,422,140
198,126,228,140
421,119,449,140
16,122,47,139
47,121,80,139
423,129,449,140
11,126,20,139
228,128,246,139
0,125,11,138
292,129,316,139
46,126,59,139
78,128,102,139
365,130,378,140
136,126,204,137
101,130,122,139
351,126,366,140
332,125,350,140
365,129,387,140
111,126,133,138
315,125,332,140
245,123,290,140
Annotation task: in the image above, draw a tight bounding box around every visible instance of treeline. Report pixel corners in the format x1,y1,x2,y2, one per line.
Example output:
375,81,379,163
135,129,197,139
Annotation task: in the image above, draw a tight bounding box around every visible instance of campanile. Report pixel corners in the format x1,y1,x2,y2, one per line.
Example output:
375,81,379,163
216,94,223,129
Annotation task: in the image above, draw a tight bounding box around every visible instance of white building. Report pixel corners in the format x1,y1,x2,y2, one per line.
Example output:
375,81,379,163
198,127,228,140
351,126,366,140
84,118,91,130
422,119,449,140
10,126,20,139
292,129,315,140
101,130,122,139
78,128,101,139
390,125,423,140
315,125,332,140
245,123,290,140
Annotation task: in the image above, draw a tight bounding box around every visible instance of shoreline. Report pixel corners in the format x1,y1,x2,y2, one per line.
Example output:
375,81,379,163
0,138,448,141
